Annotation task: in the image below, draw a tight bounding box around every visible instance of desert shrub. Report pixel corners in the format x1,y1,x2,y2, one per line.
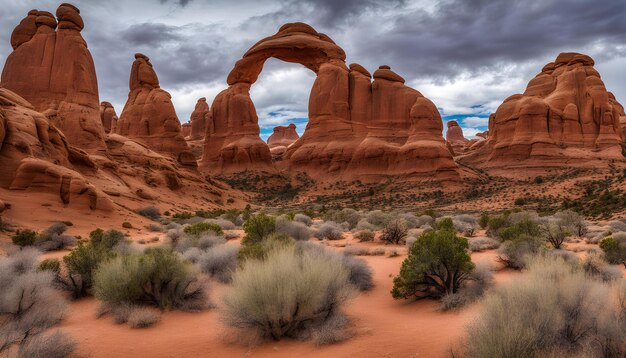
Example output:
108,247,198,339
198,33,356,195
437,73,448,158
355,218,376,231
540,221,570,249
405,236,417,248
238,233,293,262
343,246,371,256
392,228,474,299
386,249,399,257
453,214,478,236
11,229,38,247
33,223,76,251
314,221,344,240
62,241,117,298
323,208,361,229
147,224,162,232
293,213,312,226
276,216,311,241
205,218,235,230
582,252,624,281
137,206,161,220
415,215,435,228
478,212,490,229
174,233,226,253
439,262,494,311
439,292,466,311
366,210,392,227
197,244,239,283
599,233,626,265
400,213,420,229
608,219,626,233
465,257,626,358
224,231,239,240
435,217,455,231
184,222,224,238
380,219,408,244
0,217,11,232
127,306,161,328
341,254,373,291
354,229,375,242
222,245,353,342
242,213,275,244
16,330,76,358
554,210,587,237
38,258,61,273
0,250,74,356
496,235,543,269
93,247,207,311
89,228,125,249
468,237,501,252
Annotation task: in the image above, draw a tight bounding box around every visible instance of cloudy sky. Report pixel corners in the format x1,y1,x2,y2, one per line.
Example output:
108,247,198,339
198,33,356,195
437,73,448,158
1,0,625,140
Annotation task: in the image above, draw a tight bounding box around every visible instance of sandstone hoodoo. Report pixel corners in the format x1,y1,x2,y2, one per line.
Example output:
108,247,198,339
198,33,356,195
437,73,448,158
446,120,469,155
267,123,299,160
1,4,107,153
0,87,112,210
460,53,625,170
115,53,195,167
181,122,191,138
201,22,458,180
189,97,210,140
100,102,118,133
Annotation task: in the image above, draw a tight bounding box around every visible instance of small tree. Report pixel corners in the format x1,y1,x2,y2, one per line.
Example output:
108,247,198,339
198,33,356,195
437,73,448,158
541,222,570,249
392,229,475,299
599,235,626,267
242,214,275,244
380,219,408,244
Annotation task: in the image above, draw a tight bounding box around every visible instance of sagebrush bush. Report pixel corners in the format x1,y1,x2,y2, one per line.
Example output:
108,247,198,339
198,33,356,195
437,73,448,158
197,244,239,283
405,236,417,248
468,237,500,252
294,213,312,226
276,216,311,241
323,208,361,230
16,330,76,358
174,233,226,253
137,206,161,220
354,229,375,242
184,222,224,238
465,257,626,358
127,306,161,328
355,218,376,231
0,249,74,356
205,218,235,230
314,221,344,240
35,224,76,251
452,214,478,236
366,210,391,227
380,219,407,244
554,210,587,237
93,247,207,311
222,245,353,342
582,251,624,281
496,236,543,269
608,219,626,233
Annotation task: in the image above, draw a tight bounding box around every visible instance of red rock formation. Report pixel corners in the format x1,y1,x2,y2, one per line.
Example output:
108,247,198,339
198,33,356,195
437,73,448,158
181,122,191,138
100,101,118,133
0,87,112,210
189,97,209,140
1,4,107,153
268,123,299,148
445,120,469,155
460,53,625,170
116,53,195,167
202,23,457,180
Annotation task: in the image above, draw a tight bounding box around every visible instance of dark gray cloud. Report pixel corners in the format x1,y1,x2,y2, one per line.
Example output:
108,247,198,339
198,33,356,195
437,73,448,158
159,0,193,7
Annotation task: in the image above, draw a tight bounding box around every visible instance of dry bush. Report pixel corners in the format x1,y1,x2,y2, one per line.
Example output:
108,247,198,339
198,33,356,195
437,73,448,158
34,223,76,251
174,233,226,253
323,208,362,230
276,217,311,241
294,213,312,226
496,236,543,269
386,249,399,257
343,246,371,256
314,221,344,240
400,213,420,229
222,245,354,343
137,206,161,220
205,218,236,230
355,219,376,231
197,244,239,283
405,236,417,248
468,237,501,252
365,210,392,228
380,219,407,244
553,210,587,237
439,263,494,311
582,252,624,282
0,249,73,356
16,330,75,358
127,306,161,328
354,230,375,242
608,219,626,233
465,257,626,358
453,214,478,237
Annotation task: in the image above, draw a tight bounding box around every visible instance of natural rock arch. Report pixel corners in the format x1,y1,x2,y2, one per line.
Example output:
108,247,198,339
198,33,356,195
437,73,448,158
200,23,458,180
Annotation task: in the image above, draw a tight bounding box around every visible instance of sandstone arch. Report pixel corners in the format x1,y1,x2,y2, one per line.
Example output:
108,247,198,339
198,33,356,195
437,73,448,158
200,23,458,180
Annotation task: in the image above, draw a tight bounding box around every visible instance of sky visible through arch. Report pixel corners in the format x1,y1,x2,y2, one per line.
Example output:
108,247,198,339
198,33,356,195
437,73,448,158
1,0,625,142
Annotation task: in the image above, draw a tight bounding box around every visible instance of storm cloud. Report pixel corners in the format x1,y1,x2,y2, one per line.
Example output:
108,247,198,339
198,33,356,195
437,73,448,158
0,0,624,138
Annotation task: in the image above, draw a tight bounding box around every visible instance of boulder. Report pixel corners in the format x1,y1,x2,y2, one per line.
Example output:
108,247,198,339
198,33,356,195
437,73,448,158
115,53,195,167
1,4,107,153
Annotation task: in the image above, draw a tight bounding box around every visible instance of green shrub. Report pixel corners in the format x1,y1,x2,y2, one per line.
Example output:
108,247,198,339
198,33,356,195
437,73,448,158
392,228,474,299
183,222,224,238
435,217,455,231
242,214,275,244
89,229,125,249
599,235,626,265
93,247,207,311
478,212,490,229
11,229,38,247
238,233,293,262
37,258,61,273
222,245,353,342
62,241,116,298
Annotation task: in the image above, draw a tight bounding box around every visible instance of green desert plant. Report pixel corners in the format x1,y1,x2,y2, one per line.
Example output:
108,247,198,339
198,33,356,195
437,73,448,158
242,213,275,244
183,222,224,238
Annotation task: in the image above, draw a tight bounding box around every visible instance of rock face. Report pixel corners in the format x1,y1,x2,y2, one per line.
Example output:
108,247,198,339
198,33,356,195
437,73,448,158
446,120,469,155
0,87,112,210
268,123,299,148
100,102,118,133
115,53,195,167
1,4,107,153
201,23,457,180
181,123,191,138
460,53,625,169
189,97,210,140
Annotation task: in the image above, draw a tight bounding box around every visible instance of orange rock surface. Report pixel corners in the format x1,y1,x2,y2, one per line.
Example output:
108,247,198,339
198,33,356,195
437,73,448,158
460,53,625,169
1,4,107,153
115,53,195,167
100,102,118,133
189,97,210,140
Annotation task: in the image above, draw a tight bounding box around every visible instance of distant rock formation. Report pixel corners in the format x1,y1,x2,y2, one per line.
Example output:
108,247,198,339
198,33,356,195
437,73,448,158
200,23,458,180
460,53,625,169
181,122,191,138
0,87,112,210
115,53,195,167
268,123,299,160
189,97,210,140
1,4,107,152
100,101,118,133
